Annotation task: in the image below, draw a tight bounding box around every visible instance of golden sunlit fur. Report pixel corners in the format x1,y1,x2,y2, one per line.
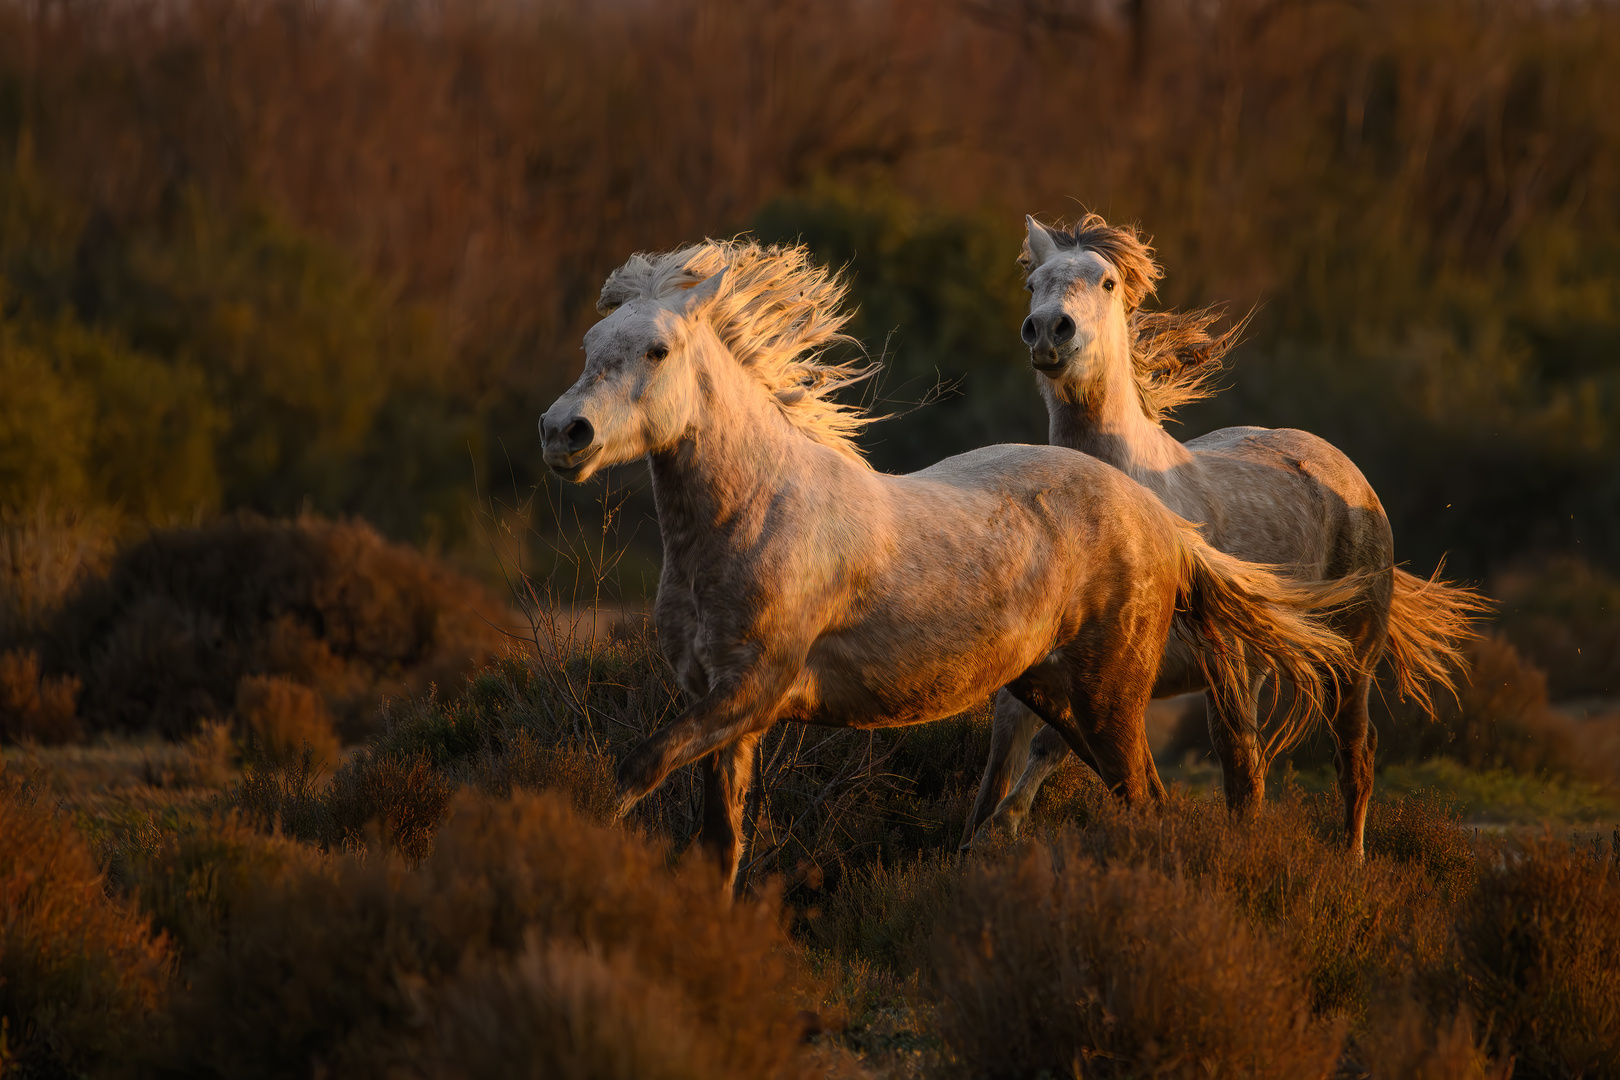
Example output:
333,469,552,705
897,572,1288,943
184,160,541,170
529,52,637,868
973,213,1490,859
597,240,876,463
1020,214,1244,425
542,240,1364,893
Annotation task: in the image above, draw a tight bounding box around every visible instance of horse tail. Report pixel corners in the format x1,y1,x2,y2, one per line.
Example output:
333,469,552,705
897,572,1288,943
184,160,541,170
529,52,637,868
1383,563,1492,720
1173,526,1368,761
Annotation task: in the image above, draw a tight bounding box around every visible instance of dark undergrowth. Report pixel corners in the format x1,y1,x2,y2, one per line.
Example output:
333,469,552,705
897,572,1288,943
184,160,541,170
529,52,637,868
5,616,1618,1079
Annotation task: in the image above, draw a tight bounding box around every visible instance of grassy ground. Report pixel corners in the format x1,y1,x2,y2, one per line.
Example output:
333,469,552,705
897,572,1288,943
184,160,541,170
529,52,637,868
6,657,1619,1079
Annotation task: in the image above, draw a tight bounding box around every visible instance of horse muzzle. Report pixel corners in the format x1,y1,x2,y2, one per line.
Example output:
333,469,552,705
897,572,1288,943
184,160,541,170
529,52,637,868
540,411,603,481
544,442,602,481
1029,343,1077,375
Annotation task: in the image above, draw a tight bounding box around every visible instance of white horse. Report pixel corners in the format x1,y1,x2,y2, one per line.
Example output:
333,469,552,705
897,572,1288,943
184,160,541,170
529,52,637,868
964,215,1488,858
541,240,1362,891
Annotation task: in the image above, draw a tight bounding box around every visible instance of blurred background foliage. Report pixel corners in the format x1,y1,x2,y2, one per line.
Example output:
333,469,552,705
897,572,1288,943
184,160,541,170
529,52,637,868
0,0,1616,691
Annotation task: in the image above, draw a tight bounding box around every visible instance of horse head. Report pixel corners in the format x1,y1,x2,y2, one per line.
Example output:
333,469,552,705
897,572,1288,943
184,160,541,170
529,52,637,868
1019,215,1138,394
540,269,726,482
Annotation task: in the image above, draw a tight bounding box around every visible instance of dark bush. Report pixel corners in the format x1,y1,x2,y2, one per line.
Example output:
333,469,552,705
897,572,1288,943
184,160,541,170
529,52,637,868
1355,1001,1511,1080
169,790,827,1080
1451,836,1620,1079
1494,556,1620,699
28,514,509,741
0,770,172,1077
1375,632,1620,784
0,648,80,745
930,839,1344,1079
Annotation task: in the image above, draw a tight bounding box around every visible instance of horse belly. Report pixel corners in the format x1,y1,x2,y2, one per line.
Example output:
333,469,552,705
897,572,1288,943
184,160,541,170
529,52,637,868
797,619,1055,729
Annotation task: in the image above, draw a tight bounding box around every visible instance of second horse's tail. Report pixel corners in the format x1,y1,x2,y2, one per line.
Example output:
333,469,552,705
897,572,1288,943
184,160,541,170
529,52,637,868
1383,563,1492,719
1173,526,1368,761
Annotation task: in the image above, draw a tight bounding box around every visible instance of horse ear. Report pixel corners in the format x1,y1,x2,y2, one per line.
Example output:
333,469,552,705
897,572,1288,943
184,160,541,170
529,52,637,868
678,267,727,312
1024,216,1059,270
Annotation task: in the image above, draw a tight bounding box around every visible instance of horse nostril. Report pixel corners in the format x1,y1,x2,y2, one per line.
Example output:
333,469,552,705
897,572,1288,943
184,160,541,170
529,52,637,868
1052,315,1075,345
1020,316,1039,346
563,417,595,452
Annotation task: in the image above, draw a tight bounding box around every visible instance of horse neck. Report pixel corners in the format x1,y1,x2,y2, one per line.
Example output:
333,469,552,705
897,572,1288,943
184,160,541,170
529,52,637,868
1042,329,1194,491
646,349,825,571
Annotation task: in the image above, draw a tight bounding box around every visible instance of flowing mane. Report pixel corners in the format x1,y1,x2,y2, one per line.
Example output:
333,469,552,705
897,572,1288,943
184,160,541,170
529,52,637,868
598,239,876,463
1021,214,1245,426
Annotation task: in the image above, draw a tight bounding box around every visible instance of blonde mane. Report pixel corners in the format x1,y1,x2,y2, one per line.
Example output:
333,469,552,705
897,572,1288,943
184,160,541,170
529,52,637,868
1021,214,1245,425
598,240,875,463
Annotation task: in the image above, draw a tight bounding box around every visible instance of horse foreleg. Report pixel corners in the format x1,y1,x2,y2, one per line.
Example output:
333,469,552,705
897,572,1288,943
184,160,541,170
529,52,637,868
1206,673,1267,818
615,667,790,816
961,690,1044,848
699,732,763,895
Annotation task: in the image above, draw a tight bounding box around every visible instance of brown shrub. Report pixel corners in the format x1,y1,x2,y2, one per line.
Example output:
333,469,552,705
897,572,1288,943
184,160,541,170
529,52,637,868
0,504,114,647
422,938,754,1080
33,514,510,740
230,744,453,865
169,790,825,1080
930,840,1344,1079
1493,556,1620,700
119,812,325,958
0,648,81,745
1451,837,1620,1079
1049,787,1464,1021
0,770,172,1077
235,673,340,767
1356,1001,1511,1080
1374,632,1620,783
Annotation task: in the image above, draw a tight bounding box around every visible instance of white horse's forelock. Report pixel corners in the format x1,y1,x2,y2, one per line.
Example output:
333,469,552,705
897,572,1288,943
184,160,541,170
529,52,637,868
597,240,878,464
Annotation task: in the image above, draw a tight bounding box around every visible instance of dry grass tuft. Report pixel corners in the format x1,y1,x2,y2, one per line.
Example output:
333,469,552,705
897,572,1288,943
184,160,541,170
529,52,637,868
930,840,1345,1079
0,648,81,745
1356,1001,1511,1080
235,673,340,767
1451,835,1620,1079
0,769,172,1077
168,790,828,1080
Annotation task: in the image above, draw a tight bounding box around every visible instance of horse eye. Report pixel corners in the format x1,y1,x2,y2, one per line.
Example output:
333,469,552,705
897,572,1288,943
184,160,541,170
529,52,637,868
1024,282,1034,293
1103,279,1116,292
646,344,669,361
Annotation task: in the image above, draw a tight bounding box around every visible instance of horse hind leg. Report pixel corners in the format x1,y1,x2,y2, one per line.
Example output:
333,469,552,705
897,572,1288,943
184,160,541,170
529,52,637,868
697,732,762,897
961,689,1045,848
1009,643,1163,812
1330,668,1376,861
972,723,1076,845
1206,674,1267,818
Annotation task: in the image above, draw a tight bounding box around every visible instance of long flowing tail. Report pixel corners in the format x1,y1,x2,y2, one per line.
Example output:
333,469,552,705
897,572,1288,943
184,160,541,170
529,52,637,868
1383,563,1492,719
1173,526,1369,762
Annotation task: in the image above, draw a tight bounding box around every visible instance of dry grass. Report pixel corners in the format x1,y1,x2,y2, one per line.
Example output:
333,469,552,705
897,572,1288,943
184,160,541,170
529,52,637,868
930,845,1344,1079
1451,834,1620,1079
234,674,339,768
0,768,171,1078
165,790,830,1080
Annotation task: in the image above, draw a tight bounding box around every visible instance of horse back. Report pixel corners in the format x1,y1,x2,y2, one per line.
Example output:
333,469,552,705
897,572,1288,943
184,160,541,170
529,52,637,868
1178,426,1393,581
